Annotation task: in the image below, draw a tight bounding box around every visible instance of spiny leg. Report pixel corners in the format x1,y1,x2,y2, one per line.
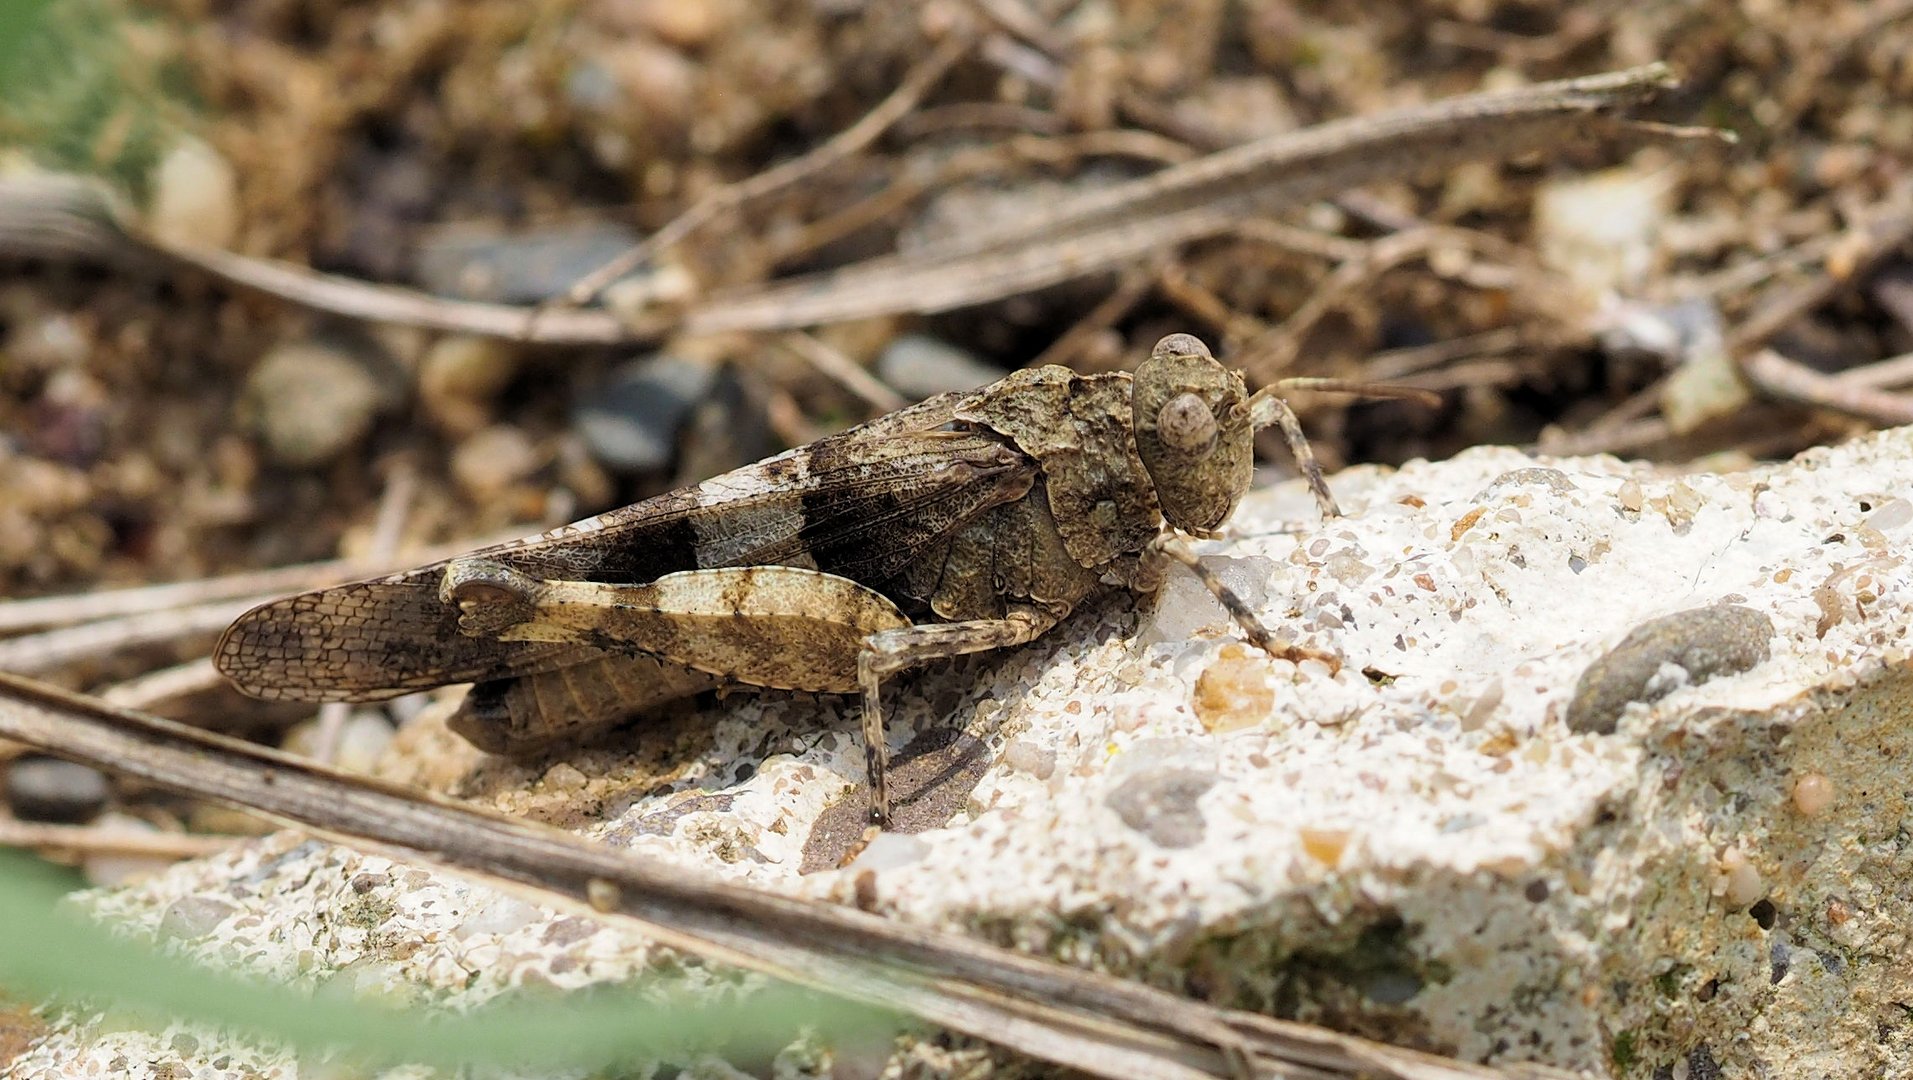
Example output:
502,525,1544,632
857,610,1054,826
1243,378,1441,522
1242,388,1339,519
1147,532,1340,673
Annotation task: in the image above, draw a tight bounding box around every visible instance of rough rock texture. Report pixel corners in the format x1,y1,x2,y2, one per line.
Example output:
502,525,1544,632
15,428,1913,1079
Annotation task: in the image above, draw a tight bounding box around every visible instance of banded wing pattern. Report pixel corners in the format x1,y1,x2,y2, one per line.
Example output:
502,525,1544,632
215,403,1036,702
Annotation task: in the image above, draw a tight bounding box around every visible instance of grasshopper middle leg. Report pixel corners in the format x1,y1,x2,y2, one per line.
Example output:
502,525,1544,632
1145,533,1340,673
857,609,1055,825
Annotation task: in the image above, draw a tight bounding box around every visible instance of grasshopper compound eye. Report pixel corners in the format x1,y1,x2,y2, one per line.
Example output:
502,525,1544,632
1157,392,1219,456
1133,334,1255,534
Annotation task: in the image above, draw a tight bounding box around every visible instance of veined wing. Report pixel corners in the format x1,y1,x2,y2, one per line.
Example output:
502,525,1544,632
215,401,1035,701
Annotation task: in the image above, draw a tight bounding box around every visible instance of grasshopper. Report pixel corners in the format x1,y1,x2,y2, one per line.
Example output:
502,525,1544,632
217,334,1361,825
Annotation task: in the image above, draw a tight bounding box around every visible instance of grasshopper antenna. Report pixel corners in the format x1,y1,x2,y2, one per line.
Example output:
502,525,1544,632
1241,378,1442,520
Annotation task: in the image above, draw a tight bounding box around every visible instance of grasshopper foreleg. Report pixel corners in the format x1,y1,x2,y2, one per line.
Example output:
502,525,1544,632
1242,387,1340,520
1146,533,1340,673
857,611,1054,826
1243,376,1440,522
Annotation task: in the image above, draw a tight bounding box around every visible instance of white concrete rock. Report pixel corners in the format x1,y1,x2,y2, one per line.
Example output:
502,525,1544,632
15,428,1913,1079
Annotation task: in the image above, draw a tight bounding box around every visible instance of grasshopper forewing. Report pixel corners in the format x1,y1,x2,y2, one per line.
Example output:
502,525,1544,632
218,334,1351,825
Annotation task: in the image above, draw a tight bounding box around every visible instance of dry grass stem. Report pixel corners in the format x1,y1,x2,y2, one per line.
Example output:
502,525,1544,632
0,820,235,861
1741,348,1913,425
97,658,226,711
778,332,909,414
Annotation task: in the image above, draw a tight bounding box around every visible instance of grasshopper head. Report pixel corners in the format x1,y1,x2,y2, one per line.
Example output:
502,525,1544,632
1133,333,1254,536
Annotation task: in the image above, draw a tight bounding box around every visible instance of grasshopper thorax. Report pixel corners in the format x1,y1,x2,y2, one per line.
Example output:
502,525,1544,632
1133,333,1254,536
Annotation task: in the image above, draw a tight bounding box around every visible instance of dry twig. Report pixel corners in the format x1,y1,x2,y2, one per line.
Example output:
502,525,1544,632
684,66,1699,335
0,597,266,676
544,27,978,314
0,545,462,636
0,530,527,679
778,332,909,414
98,658,227,712
1725,204,1913,357
1029,263,1159,371
1741,348,1913,425
0,67,1700,350
0,819,234,861
1235,226,1578,387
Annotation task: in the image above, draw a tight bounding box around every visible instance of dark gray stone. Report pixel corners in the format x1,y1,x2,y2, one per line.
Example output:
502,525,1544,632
5,755,111,823
1104,768,1216,849
1566,604,1775,735
572,354,718,473
876,335,1005,399
416,223,642,304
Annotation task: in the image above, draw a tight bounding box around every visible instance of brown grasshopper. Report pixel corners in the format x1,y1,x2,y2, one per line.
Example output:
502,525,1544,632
217,334,1372,825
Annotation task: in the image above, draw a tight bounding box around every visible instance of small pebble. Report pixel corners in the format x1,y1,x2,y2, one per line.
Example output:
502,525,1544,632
5,755,111,823
543,763,589,792
1791,772,1835,817
1476,467,1576,500
415,223,641,304
1142,555,1272,644
451,425,542,499
624,0,732,46
875,335,1005,399
1191,644,1273,733
158,896,238,942
413,220,642,302
1459,678,1503,732
673,364,776,484
246,339,396,467
1002,739,1056,780
1719,846,1765,907
1865,498,1913,531
1361,969,1423,1005
846,831,929,874
419,336,520,436
1533,165,1673,296
564,58,621,111
146,136,240,250
1768,939,1791,985
1298,826,1351,867
6,310,90,371
601,263,698,323
572,354,717,472
1105,768,1214,849
594,43,700,147
1662,342,1751,434
455,895,540,939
